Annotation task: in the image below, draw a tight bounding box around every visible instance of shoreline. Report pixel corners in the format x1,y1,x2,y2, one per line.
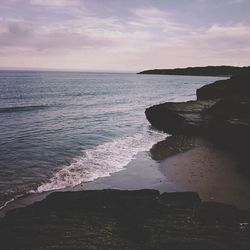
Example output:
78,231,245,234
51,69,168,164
0,151,168,218
1,134,250,218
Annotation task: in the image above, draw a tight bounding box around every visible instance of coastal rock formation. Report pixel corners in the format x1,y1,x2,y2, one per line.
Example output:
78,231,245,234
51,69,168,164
0,189,250,250
197,74,250,100
146,75,250,134
145,75,250,169
145,100,217,134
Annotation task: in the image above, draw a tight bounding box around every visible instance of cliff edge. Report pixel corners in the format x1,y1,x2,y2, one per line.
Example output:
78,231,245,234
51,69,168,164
145,74,250,173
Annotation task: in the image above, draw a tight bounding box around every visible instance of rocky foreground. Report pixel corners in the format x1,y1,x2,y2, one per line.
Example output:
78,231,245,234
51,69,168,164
0,189,250,250
146,74,250,174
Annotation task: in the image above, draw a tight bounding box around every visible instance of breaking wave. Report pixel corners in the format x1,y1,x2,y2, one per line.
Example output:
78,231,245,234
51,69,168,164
36,129,166,192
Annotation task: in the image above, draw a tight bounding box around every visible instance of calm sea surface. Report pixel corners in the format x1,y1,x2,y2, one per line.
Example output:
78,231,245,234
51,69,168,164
0,71,225,206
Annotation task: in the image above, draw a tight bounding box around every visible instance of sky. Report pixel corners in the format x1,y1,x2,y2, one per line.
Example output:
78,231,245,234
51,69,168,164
0,0,250,72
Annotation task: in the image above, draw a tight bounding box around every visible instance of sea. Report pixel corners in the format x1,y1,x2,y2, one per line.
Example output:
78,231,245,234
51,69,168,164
0,71,225,208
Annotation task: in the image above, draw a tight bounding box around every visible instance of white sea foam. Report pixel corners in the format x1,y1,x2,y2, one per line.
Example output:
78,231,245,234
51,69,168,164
0,198,15,210
36,130,166,193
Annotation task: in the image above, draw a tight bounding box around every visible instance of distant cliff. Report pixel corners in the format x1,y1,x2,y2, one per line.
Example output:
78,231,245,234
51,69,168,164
138,66,250,76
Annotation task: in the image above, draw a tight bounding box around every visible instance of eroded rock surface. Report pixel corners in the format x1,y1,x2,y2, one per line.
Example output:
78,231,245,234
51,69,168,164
0,189,250,250
145,100,218,134
145,75,250,172
197,74,250,100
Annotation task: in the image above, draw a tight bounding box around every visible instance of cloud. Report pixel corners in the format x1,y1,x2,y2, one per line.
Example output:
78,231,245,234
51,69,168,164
0,19,113,52
0,2,250,70
0,19,34,46
189,24,250,51
0,6,159,53
229,0,246,4
30,0,81,7
130,7,186,33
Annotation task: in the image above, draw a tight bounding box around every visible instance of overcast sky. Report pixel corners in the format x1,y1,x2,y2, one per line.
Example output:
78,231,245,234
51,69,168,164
0,0,250,72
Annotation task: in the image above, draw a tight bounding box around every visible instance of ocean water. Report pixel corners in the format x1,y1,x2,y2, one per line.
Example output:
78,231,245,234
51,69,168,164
0,71,225,207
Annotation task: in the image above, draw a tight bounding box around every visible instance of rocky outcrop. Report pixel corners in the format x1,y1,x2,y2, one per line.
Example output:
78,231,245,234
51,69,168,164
145,100,217,134
0,189,249,250
145,74,250,173
146,76,250,134
204,96,250,161
145,75,250,136
197,74,250,100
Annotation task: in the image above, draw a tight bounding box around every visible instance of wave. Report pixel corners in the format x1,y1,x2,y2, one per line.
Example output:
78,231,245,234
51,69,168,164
0,105,49,113
35,129,166,193
0,198,15,210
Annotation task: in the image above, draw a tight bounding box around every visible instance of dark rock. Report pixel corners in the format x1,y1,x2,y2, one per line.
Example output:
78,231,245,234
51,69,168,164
145,76,250,144
204,96,250,173
0,189,250,250
145,75,250,135
145,100,217,134
150,135,206,161
204,96,250,134
197,75,250,100
145,74,250,174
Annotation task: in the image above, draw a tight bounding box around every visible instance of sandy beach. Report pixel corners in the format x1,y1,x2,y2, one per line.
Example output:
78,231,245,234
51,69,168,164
158,137,250,209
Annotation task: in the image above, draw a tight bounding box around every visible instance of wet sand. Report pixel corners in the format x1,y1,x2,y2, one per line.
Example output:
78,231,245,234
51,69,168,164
158,137,250,210
72,151,171,192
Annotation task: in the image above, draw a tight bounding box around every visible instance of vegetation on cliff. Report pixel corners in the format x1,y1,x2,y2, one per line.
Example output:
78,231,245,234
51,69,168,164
139,66,250,76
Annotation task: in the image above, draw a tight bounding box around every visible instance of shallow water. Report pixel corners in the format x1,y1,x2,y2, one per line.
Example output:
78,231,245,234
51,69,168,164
0,71,225,205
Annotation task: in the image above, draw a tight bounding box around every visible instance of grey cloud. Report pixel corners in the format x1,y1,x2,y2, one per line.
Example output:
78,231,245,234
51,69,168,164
0,21,34,46
29,0,81,7
191,25,250,51
7,22,32,36
34,32,112,51
0,20,113,51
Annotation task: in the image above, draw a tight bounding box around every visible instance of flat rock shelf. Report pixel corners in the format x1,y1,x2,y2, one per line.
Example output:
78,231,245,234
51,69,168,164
0,189,250,250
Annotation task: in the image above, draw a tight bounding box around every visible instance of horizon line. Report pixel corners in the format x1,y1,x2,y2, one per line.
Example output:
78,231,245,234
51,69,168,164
1,65,249,74
0,67,137,74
